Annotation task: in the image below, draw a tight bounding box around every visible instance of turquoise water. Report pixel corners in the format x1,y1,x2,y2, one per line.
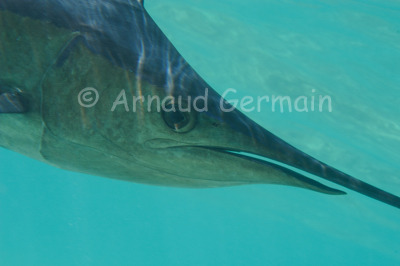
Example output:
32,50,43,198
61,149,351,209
1,0,400,265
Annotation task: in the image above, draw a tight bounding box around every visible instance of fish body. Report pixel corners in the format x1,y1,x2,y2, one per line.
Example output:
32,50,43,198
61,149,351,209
0,0,399,208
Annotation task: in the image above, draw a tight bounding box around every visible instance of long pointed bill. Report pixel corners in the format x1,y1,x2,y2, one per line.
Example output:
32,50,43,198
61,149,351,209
208,109,400,209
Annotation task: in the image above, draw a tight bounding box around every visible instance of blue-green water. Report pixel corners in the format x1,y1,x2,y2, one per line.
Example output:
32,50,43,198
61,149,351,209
1,0,400,265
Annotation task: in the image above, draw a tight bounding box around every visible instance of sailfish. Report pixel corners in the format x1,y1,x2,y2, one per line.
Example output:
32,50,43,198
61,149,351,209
0,0,399,209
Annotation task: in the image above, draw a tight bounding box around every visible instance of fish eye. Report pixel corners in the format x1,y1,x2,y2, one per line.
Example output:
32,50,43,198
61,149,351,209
162,101,196,133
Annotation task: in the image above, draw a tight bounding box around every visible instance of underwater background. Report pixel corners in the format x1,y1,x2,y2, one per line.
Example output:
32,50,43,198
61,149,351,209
1,0,399,265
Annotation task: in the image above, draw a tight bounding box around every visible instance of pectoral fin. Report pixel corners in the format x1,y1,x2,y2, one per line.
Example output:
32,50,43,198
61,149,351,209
0,89,28,113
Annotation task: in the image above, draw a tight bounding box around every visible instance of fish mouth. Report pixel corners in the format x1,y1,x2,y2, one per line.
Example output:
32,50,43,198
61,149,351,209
189,145,346,195
160,141,400,208
144,138,341,194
